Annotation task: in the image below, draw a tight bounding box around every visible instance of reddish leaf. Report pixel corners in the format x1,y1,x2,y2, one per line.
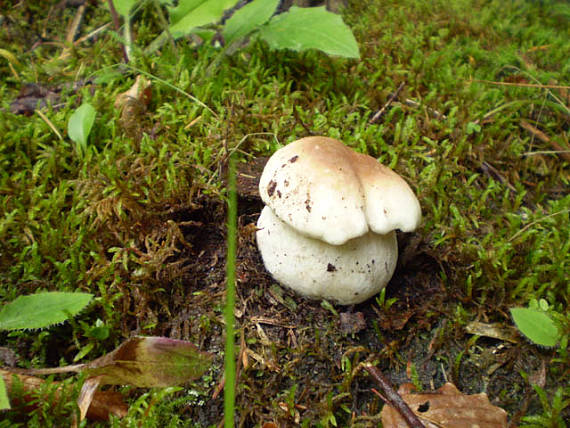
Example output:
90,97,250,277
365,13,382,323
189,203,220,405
85,336,213,388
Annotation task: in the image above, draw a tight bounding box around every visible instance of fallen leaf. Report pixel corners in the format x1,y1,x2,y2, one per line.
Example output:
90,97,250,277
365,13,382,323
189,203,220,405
381,382,508,428
77,376,103,421
114,75,152,111
0,368,127,421
340,311,366,335
9,83,60,115
465,321,519,343
85,336,213,387
114,75,152,141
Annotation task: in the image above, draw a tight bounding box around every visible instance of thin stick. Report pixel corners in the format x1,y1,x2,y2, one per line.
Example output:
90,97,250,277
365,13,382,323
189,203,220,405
508,209,569,243
520,120,570,162
402,98,446,120
369,82,405,123
7,364,86,376
35,109,64,141
363,364,426,428
469,79,570,90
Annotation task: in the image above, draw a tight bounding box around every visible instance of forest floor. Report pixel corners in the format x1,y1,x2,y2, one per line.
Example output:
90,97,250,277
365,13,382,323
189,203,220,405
0,0,568,426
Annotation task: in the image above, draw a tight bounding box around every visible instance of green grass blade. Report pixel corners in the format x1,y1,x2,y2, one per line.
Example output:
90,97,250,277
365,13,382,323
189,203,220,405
224,154,237,427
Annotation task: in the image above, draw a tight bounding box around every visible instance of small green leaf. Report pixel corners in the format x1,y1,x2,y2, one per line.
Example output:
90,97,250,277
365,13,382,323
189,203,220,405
113,0,138,18
85,336,213,387
0,376,10,410
258,6,360,59
222,0,280,45
169,0,239,36
68,103,96,157
0,292,93,331
510,307,561,347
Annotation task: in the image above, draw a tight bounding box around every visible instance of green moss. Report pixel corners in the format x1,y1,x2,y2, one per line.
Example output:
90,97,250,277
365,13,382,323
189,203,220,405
0,0,568,425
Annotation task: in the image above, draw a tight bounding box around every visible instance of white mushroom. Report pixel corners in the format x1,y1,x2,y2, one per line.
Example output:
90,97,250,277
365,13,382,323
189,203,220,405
256,136,421,305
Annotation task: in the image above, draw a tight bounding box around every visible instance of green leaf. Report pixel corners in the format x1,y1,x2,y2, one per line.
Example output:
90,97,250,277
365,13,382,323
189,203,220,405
113,0,138,18
222,0,280,45
68,103,96,157
258,6,360,59
169,0,239,37
85,336,213,387
510,307,561,347
0,292,93,331
0,376,10,410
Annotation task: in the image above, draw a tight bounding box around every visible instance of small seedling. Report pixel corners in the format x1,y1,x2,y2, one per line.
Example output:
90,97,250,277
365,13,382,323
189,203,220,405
510,299,562,348
67,103,96,158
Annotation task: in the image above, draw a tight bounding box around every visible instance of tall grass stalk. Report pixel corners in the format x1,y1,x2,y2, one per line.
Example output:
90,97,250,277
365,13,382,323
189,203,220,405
224,155,237,427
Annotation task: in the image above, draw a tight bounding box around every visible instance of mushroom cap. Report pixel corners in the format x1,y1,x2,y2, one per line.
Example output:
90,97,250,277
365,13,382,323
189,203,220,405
256,206,398,305
258,136,421,245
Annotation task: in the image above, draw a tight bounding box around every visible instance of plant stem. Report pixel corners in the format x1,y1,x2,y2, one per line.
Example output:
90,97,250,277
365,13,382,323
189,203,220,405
224,154,238,427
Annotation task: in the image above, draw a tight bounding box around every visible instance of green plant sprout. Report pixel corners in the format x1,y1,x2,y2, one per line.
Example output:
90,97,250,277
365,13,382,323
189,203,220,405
510,299,563,348
67,103,96,159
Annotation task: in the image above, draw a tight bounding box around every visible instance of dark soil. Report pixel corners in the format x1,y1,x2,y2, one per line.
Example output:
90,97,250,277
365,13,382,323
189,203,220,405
101,159,551,426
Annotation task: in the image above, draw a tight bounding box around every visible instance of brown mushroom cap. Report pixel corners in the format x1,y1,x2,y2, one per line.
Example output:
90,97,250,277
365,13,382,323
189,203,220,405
258,136,421,245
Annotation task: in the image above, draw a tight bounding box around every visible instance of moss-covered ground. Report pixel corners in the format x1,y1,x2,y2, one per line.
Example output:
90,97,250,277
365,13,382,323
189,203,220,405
0,0,568,426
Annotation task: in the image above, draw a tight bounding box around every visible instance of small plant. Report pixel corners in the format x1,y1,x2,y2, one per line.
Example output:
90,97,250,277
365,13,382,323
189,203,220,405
520,386,570,428
67,103,96,159
112,0,360,59
375,288,397,311
510,299,565,348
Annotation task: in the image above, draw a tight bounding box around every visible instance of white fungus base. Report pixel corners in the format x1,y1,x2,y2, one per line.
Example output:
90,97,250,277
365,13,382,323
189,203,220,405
256,206,398,305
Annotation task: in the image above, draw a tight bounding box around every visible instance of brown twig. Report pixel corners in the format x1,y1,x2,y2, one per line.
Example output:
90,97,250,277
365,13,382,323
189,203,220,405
369,82,406,123
401,98,446,120
520,120,570,162
363,364,426,428
469,79,570,90
293,102,315,135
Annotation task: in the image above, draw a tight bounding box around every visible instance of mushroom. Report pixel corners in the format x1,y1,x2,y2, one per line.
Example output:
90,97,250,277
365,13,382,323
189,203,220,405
256,136,421,305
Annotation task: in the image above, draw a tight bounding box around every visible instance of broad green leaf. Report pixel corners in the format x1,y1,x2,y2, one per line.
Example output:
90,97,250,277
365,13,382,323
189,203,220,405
510,307,561,347
169,0,208,24
0,292,93,330
169,0,239,37
222,0,280,45
0,376,10,410
258,6,360,59
85,336,213,387
68,103,96,157
113,0,137,18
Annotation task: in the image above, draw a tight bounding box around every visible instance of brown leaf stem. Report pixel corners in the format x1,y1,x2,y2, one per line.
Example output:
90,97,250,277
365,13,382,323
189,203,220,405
107,0,129,62
369,82,406,123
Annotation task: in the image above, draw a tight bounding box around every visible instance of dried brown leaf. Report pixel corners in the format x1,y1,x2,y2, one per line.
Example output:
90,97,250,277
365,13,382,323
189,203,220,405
381,382,508,428
0,368,127,421
465,321,519,343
